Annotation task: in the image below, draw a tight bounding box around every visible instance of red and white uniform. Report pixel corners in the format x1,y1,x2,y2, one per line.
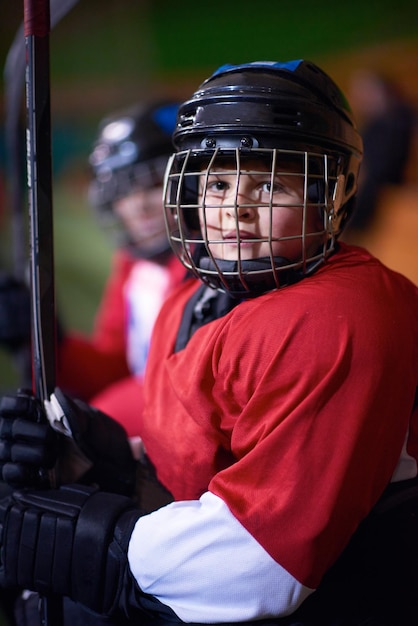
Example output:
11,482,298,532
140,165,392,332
126,243,418,623
57,249,185,436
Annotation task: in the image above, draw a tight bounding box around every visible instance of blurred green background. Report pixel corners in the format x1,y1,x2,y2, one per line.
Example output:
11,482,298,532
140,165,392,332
0,0,417,623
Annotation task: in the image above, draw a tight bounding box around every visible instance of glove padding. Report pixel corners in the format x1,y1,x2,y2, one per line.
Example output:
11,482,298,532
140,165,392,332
0,484,142,615
0,272,31,351
0,391,57,487
0,388,137,495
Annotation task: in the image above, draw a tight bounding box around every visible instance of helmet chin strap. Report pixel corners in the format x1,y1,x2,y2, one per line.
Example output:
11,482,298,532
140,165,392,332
198,256,304,298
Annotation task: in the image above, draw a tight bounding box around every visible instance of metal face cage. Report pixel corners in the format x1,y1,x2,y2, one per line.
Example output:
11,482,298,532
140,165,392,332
163,147,344,297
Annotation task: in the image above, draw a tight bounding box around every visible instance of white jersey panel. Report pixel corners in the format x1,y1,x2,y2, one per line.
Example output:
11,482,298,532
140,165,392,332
128,491,313,623
124,260,171,377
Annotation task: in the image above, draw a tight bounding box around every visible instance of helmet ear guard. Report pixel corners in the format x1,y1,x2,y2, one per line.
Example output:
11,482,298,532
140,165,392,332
330,174,346,236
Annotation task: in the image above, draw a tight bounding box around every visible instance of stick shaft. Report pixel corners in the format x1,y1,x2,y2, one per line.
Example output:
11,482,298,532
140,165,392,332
24,0,56,401
24,2,61,623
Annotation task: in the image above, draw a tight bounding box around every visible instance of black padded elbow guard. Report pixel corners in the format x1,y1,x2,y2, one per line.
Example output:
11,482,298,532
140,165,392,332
0,484,142,616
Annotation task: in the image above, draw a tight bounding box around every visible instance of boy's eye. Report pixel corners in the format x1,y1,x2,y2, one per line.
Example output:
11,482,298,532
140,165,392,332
259,181,285,194
259,182,272,193
206,179,229,192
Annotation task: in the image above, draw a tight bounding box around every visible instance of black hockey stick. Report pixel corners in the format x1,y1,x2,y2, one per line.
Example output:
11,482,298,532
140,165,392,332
4,0,80,389
24,0,61,623
24,0,56,403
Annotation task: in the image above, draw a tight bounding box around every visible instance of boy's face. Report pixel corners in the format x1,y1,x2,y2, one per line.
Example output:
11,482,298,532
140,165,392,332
198,160,325,263
113,184,169,256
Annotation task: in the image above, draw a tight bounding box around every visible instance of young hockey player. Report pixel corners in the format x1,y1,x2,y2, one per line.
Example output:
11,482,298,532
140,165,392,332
57,100,186,438
0,60,417,626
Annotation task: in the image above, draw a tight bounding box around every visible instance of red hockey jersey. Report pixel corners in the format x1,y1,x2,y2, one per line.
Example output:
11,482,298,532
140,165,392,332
129,243,417,621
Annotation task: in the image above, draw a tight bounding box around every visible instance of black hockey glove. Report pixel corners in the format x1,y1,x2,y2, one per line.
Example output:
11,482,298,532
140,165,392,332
0,391,57,488
0,272,31,351
0,388,137,495
0,484,145,617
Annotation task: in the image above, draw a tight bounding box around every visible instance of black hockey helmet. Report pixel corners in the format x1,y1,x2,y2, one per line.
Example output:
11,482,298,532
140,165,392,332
163,61,363,296
89,100,179,210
